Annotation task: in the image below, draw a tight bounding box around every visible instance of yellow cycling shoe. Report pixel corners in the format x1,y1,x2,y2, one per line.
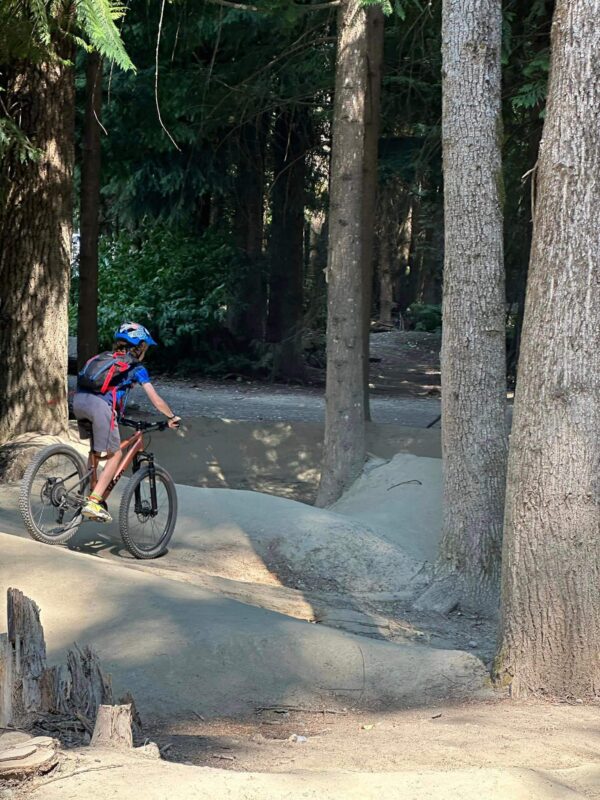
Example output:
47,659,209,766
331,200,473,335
81,497,112,523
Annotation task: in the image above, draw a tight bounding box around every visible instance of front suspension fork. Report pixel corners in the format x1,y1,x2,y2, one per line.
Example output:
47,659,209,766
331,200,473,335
133,453,157,516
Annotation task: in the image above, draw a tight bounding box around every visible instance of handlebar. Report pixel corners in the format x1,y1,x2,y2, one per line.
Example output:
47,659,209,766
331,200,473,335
120,417,174,432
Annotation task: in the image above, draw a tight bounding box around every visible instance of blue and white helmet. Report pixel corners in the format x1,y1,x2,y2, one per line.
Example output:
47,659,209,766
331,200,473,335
115,322,157,347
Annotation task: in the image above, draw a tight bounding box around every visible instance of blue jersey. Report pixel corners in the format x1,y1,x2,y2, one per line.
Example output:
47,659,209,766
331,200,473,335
108,363,151,414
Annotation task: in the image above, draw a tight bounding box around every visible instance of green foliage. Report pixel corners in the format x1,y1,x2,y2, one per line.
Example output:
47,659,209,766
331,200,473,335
97,225,231,345
71,223,273,375
0,113,40,162
361,0,393,15
98,0,335,227
74,0,135,71
0,0,133,163
511,53,549,112
406,303,442,332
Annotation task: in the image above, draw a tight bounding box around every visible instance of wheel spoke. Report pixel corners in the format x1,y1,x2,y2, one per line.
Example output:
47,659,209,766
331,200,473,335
25,452,84,539
123,470,174,556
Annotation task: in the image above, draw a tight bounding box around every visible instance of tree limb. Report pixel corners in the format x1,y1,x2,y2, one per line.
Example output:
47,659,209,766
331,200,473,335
205,0,261,11
205,0,339,12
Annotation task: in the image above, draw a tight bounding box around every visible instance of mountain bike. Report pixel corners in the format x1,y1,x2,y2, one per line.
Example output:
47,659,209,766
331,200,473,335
19,417,177,559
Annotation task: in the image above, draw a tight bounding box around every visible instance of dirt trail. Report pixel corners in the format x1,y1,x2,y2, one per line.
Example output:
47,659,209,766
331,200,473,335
3,335,594,799
66,330,442,427
15,719,600,799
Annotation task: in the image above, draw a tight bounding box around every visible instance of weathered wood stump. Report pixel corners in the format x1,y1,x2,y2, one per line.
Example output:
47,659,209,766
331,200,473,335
91,704,134,749
0,589,131,746
0,588,47,727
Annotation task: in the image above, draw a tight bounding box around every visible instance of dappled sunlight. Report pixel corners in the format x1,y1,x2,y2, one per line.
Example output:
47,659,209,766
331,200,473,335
0,420,448,703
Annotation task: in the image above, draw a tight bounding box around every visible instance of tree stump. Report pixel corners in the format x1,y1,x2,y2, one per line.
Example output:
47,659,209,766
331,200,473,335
4,588,47,727
91,704,134,749
0,734,58,779
1,589,124,742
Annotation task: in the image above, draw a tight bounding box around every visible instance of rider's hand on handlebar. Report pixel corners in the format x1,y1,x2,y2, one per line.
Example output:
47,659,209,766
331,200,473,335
167,415,181,429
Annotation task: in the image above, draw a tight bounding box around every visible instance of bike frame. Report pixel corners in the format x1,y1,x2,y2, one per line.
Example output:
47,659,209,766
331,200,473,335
84,418,167,513
89,429,148,500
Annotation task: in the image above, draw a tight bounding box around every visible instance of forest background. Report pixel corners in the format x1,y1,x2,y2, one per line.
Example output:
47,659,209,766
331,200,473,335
6,0,549,378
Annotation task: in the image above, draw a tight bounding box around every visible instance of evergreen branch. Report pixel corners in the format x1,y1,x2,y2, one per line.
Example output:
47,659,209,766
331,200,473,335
27,0,52,46
202,31,335,125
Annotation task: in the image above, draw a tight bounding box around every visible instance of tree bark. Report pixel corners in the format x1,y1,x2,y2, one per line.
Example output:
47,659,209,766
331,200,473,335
266,109,307,381
361,5,384,420
315,0,368,507
78,51,103,370
0,43,74,443
431,0,507,611
4,589,46,727
495,0,600,698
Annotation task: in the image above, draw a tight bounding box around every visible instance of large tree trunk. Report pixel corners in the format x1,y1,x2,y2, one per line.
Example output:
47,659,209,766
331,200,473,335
266,109,307,381
77,52,103,370
427,0,507,611
361,5,384,420
0,45,74,444
315,0,368,507
228,120,267,342
495,0,600,698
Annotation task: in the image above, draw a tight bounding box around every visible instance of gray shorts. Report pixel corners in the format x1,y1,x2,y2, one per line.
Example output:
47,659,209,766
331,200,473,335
72,392,121,454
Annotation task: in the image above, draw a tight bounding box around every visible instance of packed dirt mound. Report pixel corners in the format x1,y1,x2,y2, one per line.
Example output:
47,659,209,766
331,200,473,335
331,453,442,563
172,485,427,594
0,533,487,719
0,480,428,597
29,746,591,800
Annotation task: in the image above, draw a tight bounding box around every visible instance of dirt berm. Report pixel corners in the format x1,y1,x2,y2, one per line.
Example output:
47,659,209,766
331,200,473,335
0,532,486,719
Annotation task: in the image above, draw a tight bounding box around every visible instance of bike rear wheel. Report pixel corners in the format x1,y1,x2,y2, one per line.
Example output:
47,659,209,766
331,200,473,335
119,464,177,559
19,444,88,545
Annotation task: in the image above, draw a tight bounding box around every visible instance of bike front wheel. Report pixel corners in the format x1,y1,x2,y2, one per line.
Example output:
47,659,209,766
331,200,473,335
19,444,88,545
119,464,177,559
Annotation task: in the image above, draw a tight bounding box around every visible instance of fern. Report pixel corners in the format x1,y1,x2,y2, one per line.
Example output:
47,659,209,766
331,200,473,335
75,0,135,72
0,0,134,70
0,0,134,162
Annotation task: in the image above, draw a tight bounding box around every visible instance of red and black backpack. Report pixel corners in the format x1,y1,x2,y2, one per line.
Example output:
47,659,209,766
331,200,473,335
77,351,136,395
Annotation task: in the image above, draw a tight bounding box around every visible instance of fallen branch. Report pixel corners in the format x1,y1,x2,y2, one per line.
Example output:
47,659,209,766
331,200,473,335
387,479,422,491
31,764,126,792
255,705,347,715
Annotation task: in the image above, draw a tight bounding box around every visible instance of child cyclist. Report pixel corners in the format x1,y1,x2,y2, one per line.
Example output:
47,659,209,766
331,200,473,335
72,322,181,523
